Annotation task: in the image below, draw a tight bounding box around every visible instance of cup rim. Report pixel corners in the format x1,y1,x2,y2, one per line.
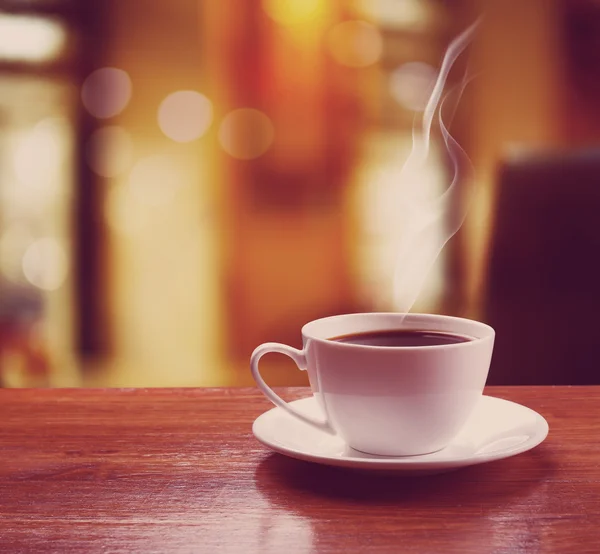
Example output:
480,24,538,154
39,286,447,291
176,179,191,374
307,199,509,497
301,312,495,351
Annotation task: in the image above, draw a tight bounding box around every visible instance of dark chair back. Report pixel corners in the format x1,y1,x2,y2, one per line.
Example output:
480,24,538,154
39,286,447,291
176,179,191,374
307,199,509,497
484,150,600,385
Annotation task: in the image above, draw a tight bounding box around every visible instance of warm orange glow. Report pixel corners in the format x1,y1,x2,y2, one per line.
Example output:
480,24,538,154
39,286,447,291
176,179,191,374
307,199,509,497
262,0,326,26
218,109,275,160
0,0,573,391
327,21,383,68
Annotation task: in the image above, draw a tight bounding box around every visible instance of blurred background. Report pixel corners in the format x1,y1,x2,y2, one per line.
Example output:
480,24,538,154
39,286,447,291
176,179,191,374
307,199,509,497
0,0,598,389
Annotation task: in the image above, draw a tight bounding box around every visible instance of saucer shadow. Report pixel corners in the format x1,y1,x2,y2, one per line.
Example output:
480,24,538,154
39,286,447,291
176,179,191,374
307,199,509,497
253,444,556,511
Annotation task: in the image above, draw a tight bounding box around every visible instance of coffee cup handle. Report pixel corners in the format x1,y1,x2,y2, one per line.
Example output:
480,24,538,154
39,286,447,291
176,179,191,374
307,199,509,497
251,342,335,435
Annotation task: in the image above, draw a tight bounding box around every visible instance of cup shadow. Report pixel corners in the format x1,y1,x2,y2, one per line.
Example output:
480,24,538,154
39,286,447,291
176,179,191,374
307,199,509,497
253,444,556,512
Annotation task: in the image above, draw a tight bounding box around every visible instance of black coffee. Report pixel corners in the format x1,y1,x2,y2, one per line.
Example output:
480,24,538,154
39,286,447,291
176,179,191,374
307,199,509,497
330,329,472,347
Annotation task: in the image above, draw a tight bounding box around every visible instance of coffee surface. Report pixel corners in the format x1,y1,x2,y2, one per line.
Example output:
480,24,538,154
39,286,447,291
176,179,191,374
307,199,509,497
330,329,472,347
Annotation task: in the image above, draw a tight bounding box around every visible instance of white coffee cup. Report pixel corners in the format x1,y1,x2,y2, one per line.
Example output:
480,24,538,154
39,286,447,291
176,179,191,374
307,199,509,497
251,312,495,456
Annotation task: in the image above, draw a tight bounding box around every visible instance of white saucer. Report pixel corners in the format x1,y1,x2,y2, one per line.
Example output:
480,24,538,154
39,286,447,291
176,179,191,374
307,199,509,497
252,395,549,472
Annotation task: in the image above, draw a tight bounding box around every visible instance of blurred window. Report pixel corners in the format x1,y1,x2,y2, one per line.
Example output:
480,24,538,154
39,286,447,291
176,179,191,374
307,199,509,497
0,0,96,386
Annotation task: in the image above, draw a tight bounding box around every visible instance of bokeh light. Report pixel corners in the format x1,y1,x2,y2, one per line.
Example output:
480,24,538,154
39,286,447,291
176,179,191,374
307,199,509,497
389,62,437,111
22,238,68,291
327,21,383,68
157,90,213,143
86,126,133,178
127,155,185,206
14,118,64,189
353,0,431,30
0,225,34,282
0,13,66,62
10,118,67,215
262,0,326,26
81,67,132,119
218,108,275,160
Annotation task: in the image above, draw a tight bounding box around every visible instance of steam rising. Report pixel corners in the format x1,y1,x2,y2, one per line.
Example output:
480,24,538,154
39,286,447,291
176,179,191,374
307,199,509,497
392,19,481,314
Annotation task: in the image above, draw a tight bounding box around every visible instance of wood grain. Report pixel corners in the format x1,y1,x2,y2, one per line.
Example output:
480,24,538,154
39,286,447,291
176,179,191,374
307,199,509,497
0,386,598,553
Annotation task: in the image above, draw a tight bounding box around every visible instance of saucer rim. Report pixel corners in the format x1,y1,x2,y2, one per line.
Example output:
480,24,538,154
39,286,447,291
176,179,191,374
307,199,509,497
252,395,549,471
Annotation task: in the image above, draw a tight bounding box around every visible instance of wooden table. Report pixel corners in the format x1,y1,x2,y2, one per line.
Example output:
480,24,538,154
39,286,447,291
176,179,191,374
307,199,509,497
0,387,598,553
